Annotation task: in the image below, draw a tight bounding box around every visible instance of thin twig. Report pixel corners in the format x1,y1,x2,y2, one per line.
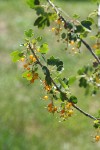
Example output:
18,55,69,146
81,39,100,64
72,104,97,120
29,43,43,68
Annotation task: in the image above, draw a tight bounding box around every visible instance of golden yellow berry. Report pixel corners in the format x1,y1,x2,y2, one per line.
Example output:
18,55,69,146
56,19,61,24
27,73,31,77
30,78,34,83
20,58,25,62
23,64,28,68
70,41,75,45
48,103,53,108
37,49,40,52
95,135,100,142
61,109,65,114
45,85,51,91
29,55,33,60
72,47,75,51
43,96,48,100
48,107,53,113
53,106,57,112
94,120,99,124
43,80,51,91
33,73,38,79
27,67,30,70
32,57,37,62
66,102,72,109
93,44,98,49
68,109,73,117
51,27,55,31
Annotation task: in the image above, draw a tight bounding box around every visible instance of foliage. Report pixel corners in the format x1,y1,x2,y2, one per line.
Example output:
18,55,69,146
11,0,100,142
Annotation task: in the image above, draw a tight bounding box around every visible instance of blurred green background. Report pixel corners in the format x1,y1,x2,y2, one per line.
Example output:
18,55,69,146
0,0,100,149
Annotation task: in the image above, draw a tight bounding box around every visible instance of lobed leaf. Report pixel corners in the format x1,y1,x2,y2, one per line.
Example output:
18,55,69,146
60,92,67,101
35,6,44,15
25,29,33,38
11,50,24,62
79,77,88,88
27,0,40,8
58,78,68,89
95,49,100,57
75,25,84,33
69,95,78,104
22,71,33,80
68,76,76,85
47,56,63,71
81,20,92,30
40,43,49,54
34,16,50,29
42,66,50,76
61,33,66,39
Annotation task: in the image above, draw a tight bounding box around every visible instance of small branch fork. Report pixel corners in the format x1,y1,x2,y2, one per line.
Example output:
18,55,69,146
47,0,100,64
29,43,98,121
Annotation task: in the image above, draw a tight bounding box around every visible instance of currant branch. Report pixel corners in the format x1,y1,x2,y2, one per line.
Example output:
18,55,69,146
81,38,100,64
28,42,98,121
47,0,100,64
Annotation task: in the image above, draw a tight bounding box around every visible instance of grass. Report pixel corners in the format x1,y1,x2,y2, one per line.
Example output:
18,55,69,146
0,0,100,149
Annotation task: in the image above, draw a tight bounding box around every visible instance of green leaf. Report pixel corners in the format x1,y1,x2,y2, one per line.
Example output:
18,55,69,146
45,75,52,85
56,61,63,71
27,0,35,8
75,25,84,33
63,78,69,85
73,14,80,19
36,36,42,42
34,16,43,26
25,29,33,37
47,56,56,65
80,31,89,38
95,49,100,57
67,22,74,30
68,32,77,41
11,50,23,62
78,66,93,75
58,78,68,89
60,92,67,101
48,13,57,21
93,120,100,129
81,20,92,30
77,40,81,48
77,66,86,75
42,66,50,76
34,16,50,29
47,56,63,71
22,71,32,80
61,33,66,39
87,17,94,24
35,6,44,15
40,43,49,54
34,0,40,5
68,76,76,85
42,66,51,85
79,77,88,88
27,0,40,8
22,71,29,78
69,96,77,104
